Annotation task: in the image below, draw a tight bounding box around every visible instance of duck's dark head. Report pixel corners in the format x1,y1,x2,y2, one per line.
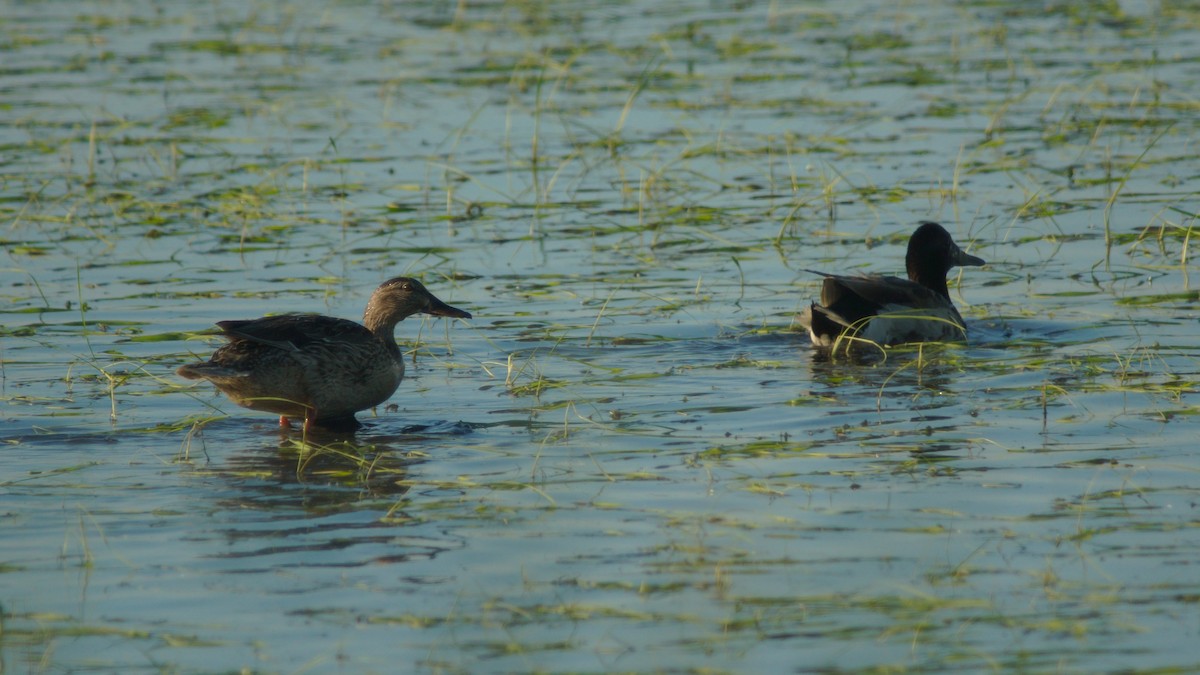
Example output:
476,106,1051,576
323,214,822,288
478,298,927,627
905,222,985,295
364,277,472,334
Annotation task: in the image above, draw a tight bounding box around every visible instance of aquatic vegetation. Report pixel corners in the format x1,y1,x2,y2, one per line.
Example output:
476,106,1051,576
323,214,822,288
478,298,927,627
2,0,1200,673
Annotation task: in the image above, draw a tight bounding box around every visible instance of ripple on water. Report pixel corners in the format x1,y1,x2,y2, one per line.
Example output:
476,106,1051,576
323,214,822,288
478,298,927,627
3,0,1200,672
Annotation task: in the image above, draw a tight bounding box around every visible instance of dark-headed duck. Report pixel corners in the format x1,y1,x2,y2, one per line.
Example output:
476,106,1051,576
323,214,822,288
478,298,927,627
799,222,984,351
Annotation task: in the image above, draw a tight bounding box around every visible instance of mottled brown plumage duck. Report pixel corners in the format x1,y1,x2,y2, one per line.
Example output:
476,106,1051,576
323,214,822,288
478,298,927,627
799,222,985,350
177,277,471,430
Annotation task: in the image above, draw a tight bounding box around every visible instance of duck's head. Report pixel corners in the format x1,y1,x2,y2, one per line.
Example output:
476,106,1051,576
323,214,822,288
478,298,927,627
906,222,985,291
364,277,472,333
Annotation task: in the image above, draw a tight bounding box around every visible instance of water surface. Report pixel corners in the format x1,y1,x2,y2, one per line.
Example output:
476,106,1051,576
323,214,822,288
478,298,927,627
3,0,1199,672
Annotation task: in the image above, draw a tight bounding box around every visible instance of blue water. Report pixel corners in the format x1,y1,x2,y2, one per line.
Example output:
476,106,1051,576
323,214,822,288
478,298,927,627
3,0,1199,672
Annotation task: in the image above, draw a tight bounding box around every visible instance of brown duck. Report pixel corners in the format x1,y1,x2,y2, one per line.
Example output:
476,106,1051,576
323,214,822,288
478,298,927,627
177,277,471,430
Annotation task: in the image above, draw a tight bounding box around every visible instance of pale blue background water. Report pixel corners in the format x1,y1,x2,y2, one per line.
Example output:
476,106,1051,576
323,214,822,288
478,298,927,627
3,0,1198,672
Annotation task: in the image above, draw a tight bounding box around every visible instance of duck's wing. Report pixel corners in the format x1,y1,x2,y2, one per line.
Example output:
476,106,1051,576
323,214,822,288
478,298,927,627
817,273,947,315
217,314,373,352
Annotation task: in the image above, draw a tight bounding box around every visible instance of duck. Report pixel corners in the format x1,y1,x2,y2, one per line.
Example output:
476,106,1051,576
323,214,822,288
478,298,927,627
799,221,985,350
177,277,471,430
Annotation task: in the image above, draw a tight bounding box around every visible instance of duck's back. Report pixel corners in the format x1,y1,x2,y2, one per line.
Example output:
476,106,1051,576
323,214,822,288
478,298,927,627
217,314,375,352
820,274,924,313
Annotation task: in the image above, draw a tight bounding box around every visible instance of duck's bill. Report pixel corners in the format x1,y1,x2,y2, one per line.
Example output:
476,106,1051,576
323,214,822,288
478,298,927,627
953,247,986,267
424,296,473,319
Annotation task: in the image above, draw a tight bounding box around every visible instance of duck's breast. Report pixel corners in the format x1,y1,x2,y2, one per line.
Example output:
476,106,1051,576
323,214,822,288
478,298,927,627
303,340,405,419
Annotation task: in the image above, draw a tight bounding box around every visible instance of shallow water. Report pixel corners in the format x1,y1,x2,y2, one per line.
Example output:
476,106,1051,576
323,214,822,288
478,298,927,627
3,0,1199,672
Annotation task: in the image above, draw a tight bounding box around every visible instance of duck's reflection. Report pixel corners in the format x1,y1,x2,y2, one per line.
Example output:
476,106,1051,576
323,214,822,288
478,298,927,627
221,435,415,507
175,418,472,567
805,343,961,401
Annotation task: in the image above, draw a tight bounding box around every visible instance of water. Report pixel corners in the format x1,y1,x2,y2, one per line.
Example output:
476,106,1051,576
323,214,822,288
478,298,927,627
3,0,1199,672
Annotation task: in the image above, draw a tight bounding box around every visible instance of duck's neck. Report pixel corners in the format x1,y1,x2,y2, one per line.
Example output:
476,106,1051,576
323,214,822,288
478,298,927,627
907,262,951,299
363,308,405,357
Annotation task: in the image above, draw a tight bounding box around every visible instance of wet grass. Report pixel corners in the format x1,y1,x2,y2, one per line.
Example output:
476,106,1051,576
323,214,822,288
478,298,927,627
3,0,1200,672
